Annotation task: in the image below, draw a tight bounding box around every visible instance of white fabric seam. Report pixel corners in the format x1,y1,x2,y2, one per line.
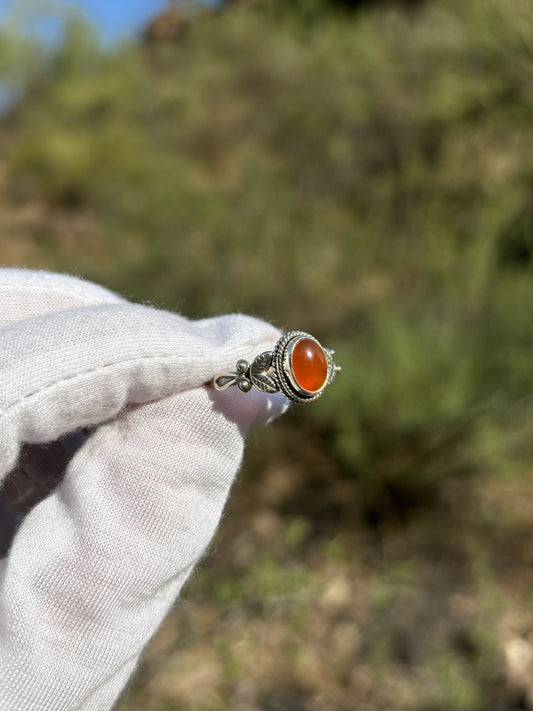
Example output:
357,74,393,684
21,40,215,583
0,285,121,305
0,352,192,425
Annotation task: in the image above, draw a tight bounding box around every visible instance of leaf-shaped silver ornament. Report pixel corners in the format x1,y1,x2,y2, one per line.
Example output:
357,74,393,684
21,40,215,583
250,351,278,393
252,352,272,373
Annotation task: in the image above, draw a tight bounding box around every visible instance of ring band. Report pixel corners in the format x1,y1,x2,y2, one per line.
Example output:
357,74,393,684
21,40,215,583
213,330,340,403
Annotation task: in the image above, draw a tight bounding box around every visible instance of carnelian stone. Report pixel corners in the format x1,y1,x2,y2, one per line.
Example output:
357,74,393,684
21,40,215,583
291,338,328,392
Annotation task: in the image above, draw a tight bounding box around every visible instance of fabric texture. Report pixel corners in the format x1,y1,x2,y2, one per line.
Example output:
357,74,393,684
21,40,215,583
0,268,288,710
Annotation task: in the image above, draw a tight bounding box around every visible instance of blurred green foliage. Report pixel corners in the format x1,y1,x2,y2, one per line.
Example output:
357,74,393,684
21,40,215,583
2,0,533,518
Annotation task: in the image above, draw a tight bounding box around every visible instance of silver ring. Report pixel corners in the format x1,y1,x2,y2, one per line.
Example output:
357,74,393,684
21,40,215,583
213,330,340,404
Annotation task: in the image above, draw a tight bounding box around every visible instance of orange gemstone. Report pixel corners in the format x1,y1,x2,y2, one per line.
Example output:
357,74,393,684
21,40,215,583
291,338,328,393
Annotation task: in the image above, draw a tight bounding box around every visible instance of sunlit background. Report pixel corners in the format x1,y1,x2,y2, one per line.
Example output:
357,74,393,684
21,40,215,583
1,1,167,40
2,0,533,709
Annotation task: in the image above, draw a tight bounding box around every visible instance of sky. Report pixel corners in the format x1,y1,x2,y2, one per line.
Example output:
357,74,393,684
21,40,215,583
0,0,217,42
62,0,170,38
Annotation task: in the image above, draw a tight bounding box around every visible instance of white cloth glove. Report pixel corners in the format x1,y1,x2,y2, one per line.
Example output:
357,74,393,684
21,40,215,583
0,268,288,711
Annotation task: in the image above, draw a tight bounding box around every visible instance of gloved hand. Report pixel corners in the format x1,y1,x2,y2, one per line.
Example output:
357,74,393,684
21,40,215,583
0,268,288,711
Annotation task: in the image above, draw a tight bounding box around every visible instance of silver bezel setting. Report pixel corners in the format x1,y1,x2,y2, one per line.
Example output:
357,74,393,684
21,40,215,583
273,331,328,403
213,329,340,404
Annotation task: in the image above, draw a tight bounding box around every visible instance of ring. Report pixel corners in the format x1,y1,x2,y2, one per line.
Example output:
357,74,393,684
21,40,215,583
213,331,340,403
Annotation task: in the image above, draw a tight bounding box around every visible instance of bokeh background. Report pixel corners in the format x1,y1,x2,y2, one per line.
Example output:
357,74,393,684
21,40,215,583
2,0,533,708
